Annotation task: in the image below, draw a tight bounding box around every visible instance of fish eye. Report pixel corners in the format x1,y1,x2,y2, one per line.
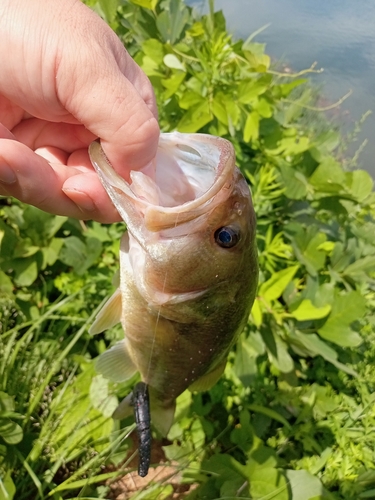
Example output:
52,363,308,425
214,226,240,248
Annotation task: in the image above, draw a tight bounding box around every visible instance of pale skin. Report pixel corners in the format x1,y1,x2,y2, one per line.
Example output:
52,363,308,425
0,0,160,222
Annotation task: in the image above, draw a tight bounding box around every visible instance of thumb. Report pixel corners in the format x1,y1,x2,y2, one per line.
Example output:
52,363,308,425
55,1,159,177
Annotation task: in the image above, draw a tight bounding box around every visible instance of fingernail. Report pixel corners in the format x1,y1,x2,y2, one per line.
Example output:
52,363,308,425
0,164,17,184
63,188,96,212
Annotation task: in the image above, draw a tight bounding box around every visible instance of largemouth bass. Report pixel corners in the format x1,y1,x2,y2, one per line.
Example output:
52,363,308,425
89,132,258,436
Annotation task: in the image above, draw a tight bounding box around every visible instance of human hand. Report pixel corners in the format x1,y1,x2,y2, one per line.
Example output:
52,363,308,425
0,0,159,222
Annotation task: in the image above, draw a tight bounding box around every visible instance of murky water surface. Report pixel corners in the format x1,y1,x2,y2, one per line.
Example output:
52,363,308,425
188,0,375,176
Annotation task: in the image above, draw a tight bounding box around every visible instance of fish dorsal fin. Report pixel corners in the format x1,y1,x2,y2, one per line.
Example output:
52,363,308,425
188,361,227,392
95,340,137,382
89,288,122,335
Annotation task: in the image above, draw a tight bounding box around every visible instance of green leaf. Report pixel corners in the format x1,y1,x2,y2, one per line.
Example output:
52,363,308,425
162,72,186,98
318,291,366,347
246,445,279,475
278,79,307,97
248,404,292,430
0,221,18,260
129,0,158,9
142,38,164,63
268,335,294,373
285,469,331,499
10,256,40,287
309,158,346,194
131,484,174,500
261,327,294,373
226,100,241,130
220,477,250,498
59,236,87,275
313,130,341,155
0,393,15,413
140,55,163,77
346,169,374,201
251,298,263,328
248,467,289,500
288,226,327,276
253,97,273,118
359,490,375,499
0,418,23,444
0,471,16,500
41,237,64,268
178,90,205,110
260,265,299,302
22,206,67,245
84,237,103,271
0,270,13,295
243,111,259,143
290,331,357,376
89,376,118,417
279,164,308,199
177,101,212,132
243,43,271,72
163,54,185,70
278,136,310,156
233,334,262,386
203,454,247,482
344,255,375,278
156,0,189,44
212,97,228,126
329,241,352,273
230,409,253,452
291,300,331,321
98,0,119,23
238,79,268,104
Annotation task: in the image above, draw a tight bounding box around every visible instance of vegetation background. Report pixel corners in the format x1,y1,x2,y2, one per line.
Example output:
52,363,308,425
1,0,375,499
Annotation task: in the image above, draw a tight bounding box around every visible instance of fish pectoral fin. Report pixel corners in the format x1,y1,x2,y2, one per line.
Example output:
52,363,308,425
188,360,227,392
112,393,134,420
150,400,176,437
89,288,122,335
95,340,137,382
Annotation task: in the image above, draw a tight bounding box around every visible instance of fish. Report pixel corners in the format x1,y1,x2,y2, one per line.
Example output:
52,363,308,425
88,132,258,437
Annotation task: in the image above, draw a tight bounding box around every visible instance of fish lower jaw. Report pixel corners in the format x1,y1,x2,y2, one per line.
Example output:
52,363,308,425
139,285,207,308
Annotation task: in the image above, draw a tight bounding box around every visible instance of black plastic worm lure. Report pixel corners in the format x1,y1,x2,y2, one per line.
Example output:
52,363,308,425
133,382,152,477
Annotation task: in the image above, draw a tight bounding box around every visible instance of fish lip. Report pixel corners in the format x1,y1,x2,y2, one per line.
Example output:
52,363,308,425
89,133,236,233
144,277,235,309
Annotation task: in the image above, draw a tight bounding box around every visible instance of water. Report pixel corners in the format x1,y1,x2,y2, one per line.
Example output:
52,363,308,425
187,0,375,177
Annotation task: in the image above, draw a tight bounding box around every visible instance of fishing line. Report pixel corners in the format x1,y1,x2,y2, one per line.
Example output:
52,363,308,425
130,209,182,479
144,209,181,384
144,273,167,385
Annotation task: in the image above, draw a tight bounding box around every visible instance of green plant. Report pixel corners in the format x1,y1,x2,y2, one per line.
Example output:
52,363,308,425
1,0,375,499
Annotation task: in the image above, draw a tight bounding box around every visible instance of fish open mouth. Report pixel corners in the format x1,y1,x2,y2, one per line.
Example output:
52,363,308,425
89,133,236,232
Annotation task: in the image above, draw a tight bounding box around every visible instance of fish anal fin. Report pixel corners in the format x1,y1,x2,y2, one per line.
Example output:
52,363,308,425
95,340,137,383
112,393,133,420
188,361,226,393
112,386,175,437
150,400,176,437
89,288,122,335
